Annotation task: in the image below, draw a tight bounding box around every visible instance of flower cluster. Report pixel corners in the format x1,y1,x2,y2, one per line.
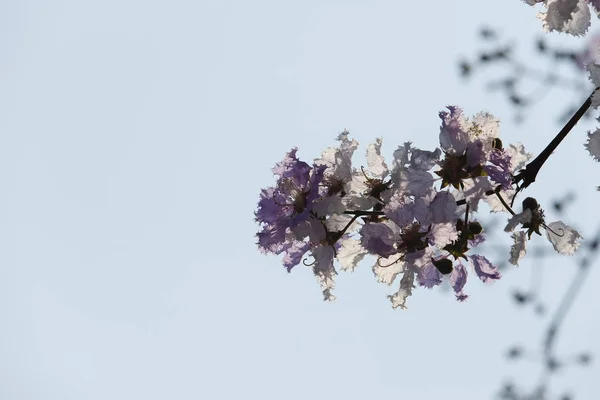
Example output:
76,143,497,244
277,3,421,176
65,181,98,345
255,108,582,309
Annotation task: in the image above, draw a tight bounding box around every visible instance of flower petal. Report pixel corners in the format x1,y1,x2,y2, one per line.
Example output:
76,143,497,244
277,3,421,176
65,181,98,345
336,237,368,272
470,254,501,282
509,231,528,266
546,221,583,255
450,263,468,302
388,270,415,309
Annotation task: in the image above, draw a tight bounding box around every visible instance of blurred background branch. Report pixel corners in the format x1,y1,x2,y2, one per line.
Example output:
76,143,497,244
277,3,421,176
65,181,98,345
459,26,599,399
459,27,598,124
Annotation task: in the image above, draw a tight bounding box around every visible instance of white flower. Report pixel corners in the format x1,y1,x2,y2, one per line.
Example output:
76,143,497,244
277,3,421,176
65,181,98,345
504,209,533,232
545,221,583,255
504,210,582,256
528,0,592,36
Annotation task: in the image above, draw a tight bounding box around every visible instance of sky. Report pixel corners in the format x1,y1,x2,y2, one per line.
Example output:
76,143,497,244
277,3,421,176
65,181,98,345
1,1,599,399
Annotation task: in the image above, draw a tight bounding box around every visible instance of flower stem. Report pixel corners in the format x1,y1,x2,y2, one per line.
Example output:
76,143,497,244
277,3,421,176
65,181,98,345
512,88,597,199
337,214,360,238
494,190,516,216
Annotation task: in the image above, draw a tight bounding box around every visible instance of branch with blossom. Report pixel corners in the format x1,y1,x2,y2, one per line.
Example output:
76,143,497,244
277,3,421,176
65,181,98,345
253,1,600,309
255,107,584,308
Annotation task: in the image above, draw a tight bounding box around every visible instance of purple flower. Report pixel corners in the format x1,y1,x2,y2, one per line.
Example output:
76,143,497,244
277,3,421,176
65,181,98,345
256,149,326,254
271,148,311,184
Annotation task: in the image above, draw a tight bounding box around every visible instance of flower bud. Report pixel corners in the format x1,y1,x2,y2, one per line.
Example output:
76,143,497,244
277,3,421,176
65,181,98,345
432,258,454,275
522,197,539,212
468,222,483,235
492,138,503,150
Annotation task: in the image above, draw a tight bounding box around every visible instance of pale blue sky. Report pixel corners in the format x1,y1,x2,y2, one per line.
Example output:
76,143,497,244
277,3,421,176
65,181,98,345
1,1,598,399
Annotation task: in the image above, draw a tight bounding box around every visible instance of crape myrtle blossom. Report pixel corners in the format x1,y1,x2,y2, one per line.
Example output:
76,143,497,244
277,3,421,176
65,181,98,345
584,64,600,186
344,138,394,210
437,107,518,212
255,148,340,300
312,131,358,216
255,148,325,254
361,190,460,260
362,189,500,305
522,0,600,36
505,197,583,265
255,106,580,309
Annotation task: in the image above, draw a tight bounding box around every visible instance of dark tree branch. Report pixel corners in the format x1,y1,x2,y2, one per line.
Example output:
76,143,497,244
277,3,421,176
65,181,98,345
512,88,597,200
